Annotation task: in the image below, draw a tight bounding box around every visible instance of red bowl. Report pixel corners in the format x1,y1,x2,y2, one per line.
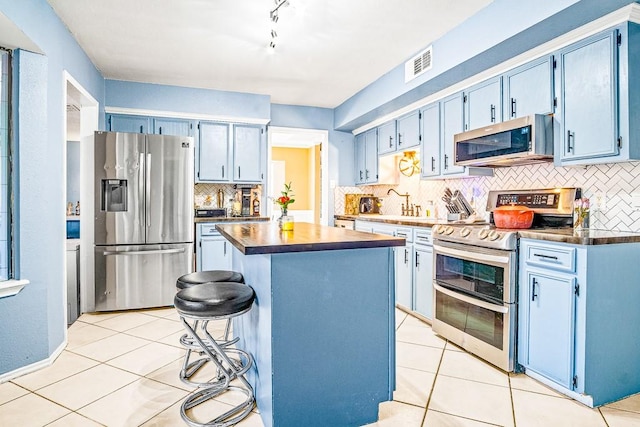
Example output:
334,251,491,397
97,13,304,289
493,205,534,229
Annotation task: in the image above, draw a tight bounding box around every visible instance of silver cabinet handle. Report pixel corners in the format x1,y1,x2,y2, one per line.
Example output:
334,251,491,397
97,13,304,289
104,248,186,256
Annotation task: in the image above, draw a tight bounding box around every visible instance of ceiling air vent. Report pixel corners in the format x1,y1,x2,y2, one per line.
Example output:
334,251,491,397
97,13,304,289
404,45,432,83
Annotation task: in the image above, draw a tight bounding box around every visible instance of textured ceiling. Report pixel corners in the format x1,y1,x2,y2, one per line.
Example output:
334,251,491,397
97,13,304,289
48,0,492,108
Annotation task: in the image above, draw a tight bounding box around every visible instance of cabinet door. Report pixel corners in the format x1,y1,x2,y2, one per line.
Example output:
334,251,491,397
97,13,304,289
364,128,378,183
420,103,440,178
354,133,366,185
465,77,501,131
377,121,396,155
413,246,433,319
441,93,465,175
154,118,194,137
558,30,619,161
395,245,413,309
108,114,150,133
199,237,231,271
504,56,554,119
198,122,229,182
397,110,420,150
233,124,263,182
525,270,576,389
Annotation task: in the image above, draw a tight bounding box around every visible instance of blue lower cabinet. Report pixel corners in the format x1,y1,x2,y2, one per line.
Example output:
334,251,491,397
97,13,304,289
522,270,575,389
518,238,640,407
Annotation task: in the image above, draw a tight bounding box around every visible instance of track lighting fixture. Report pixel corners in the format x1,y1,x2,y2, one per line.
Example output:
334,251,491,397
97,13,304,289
268,0,290,49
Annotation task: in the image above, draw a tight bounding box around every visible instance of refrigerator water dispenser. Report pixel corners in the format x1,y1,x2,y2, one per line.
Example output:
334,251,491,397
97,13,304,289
101,179,128,211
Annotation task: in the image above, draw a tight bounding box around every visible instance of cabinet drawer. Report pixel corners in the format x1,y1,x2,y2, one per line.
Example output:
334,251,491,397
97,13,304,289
414,229,432,246
199,224,220,236
523,241,576,273
395,227,414,243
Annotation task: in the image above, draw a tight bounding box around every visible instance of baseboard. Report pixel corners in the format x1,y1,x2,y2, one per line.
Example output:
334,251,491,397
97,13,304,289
0,339,66,384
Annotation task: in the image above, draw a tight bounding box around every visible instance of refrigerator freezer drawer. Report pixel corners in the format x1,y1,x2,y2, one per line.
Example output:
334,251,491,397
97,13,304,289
94,243,193,311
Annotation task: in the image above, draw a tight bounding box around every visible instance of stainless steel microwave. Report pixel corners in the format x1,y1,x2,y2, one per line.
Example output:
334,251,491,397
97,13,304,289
454,114,553,167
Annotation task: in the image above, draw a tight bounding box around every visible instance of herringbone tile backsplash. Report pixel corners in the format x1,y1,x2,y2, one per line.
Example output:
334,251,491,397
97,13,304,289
335,161,640,232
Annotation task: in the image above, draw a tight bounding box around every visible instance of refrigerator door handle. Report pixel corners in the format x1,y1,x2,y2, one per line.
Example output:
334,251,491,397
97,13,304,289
139,151,146,233
103,248,186,256
146,152,152,229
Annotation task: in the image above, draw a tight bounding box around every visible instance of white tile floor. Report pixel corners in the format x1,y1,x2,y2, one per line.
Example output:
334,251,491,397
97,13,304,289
1,307,640,426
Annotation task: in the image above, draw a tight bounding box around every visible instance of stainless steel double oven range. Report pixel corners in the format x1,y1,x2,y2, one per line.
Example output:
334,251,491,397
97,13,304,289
431,188,579,372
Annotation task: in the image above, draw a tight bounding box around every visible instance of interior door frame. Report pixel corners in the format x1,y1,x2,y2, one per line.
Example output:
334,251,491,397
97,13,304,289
268,126,329,225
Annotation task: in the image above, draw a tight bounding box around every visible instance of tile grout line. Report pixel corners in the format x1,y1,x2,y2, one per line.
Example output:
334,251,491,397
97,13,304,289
419,338,446,426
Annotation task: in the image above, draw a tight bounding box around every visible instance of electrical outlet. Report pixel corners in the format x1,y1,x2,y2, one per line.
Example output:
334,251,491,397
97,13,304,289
592,192,607,210
631,193,640,209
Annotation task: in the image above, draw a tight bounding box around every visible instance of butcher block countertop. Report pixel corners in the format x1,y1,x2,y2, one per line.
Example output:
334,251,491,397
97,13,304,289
216,221,405,255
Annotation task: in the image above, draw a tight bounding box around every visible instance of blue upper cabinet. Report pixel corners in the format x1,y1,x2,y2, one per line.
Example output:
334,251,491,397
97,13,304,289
556,29,619,163
197,122,264,183
464,76,502,131
441,92,465,175
420,102,440,178
233,124,264,182
396,110,420,150
354,129,378,185
364,128,379,183
503,56,554,119
198,121,229,182
377,121,396,155
354,133,366,185
107,114,150,133
153,117,195,137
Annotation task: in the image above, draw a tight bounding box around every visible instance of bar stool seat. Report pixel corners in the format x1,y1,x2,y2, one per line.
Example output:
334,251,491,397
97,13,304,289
175,282,256,427
176,270,244,290
176,270,245,387
175,282,255,318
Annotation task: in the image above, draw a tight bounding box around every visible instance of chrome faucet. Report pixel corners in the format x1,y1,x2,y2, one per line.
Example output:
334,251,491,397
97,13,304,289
387,188,412,216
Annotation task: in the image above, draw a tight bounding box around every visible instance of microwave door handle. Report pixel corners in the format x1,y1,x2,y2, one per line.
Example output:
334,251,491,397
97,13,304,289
511,98,516,118
433,243,510,265
434,283,508,314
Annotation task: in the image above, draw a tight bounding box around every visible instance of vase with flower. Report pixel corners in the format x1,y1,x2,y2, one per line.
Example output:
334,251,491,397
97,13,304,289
274,182,295,230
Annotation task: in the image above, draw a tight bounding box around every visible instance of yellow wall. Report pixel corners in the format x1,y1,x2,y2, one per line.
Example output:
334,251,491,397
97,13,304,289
272,147,312,210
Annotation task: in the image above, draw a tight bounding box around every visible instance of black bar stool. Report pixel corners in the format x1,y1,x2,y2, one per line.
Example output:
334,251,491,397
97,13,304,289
175,282,256,427
176,271,245,386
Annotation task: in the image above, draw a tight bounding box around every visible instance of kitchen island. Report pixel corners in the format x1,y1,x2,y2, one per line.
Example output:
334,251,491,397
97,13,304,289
216,222,405,427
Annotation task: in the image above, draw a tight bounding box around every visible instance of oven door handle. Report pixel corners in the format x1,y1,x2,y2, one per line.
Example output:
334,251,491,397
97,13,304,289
434,283,509,314
433,243,510,265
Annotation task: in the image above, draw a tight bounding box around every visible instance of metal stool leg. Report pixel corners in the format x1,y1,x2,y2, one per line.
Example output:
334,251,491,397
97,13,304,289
178,314,255,427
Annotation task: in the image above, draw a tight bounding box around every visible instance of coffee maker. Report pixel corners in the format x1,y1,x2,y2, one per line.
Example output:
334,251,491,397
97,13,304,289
241,188,252,216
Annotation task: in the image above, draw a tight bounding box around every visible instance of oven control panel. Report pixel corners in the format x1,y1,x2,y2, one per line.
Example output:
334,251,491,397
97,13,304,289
487,187,579,215
495,192,558,208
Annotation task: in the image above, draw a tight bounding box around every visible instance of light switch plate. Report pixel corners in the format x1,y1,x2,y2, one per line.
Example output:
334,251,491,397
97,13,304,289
631,193,640,209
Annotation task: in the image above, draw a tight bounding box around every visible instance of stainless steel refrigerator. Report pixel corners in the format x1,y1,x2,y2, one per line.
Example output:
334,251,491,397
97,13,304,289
93,131,194,311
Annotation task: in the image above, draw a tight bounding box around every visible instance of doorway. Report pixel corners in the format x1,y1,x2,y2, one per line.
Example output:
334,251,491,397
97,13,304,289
63,72,99,325
268,127,329,225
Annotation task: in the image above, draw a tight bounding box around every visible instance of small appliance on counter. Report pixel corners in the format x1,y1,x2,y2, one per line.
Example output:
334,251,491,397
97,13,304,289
345,193,368,215
359,196,381,214
195,208,227,218
241,187,252,216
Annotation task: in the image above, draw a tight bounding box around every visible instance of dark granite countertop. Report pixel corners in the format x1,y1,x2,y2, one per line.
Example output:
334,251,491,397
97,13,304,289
518,228,640,245
336,215,640,245
216,222,405,255
195,216,270,224
335,214,452,227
